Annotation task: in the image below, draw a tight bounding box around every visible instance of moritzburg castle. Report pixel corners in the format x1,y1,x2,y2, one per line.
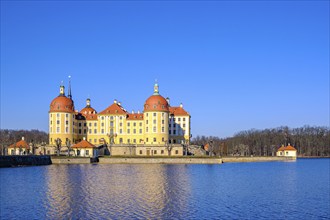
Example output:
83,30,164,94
48,81,191,156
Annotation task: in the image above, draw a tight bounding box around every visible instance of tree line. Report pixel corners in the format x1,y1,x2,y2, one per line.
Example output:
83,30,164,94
191,126,330,157
0,129,48,155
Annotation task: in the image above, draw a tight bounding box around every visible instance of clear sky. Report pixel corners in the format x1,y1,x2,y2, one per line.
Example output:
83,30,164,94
1,1,329,138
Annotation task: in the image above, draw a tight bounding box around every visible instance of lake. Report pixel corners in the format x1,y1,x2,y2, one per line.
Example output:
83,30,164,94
0,159,329,219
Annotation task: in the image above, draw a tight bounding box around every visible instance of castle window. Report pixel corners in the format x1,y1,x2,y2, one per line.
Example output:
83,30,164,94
101,116,104,120
133,139,136,143
128,139,130,143
65,127,68,133
57,120,60,125
79,129,82,134
83,129,86,134
120,116,122,120
133,129,136,134
153,127,156,132
119,129,122,134
133,123,136,127
94,129,97,134
162,120,164,124
94,139,97,143
183,124,186,128
162,127,165,132
146,127,149,133
153,105,156,109
110,116,114,120
127,129,130,134
101,123,104,127
139,122,142,126
94,122,97,127
162,137,164,142
173,130,176,135
119,138,123,143
139,129,142,134
175,150,179,154
146,113,148,117
128,122,130,127
57,127,60,133
89,129,92,134
153,137,156,142
101,129,104,134
89,139,92,142
84,123,86,127
79,123,82,127
153,120,156,124
50,120,53,125
146,120,149,124
66,114,68,118
119,123,122,127
153,113,156,117
140,150,143,155
161,150,164,154
89,123,92,127
183,118,186,122
178,118,181,122
110,122,114,127
154,150,157,154
66,120,68,125
169,130,171,135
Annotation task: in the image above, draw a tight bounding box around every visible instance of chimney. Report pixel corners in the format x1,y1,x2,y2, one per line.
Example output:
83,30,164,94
138,110,140,114
22,137,25,141
180,103,183,108
118,102,121,106
83,137,86,140
132,110,135,114
114,99,117,104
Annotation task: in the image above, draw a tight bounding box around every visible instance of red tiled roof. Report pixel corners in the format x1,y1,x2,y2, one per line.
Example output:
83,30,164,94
85,114,98,121
127,113,144,120
144,95,169,112
80,107,97,115
72,140,97,148
99,103,127,115
277,145,297,151
285,145,297,151
169,107,190,116
8,139,29,149
49,96,75,113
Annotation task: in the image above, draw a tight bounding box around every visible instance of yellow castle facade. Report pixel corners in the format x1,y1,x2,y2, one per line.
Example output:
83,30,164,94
49,82,191,156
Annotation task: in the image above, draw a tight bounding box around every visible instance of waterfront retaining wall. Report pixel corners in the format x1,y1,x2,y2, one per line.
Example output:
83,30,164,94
0,156,52,168
51,157,93,164
98,157,223,164
222,156,296,163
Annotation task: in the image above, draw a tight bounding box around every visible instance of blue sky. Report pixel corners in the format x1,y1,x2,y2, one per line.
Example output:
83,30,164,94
1,1,329,138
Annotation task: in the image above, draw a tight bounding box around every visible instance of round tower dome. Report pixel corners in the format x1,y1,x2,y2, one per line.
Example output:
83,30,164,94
144,83,169,112
49,85,74,113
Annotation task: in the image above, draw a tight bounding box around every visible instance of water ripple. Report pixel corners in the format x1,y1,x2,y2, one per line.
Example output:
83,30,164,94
0,159,329,219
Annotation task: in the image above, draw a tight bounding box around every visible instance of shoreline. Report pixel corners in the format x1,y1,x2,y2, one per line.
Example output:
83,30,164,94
2,155,328,167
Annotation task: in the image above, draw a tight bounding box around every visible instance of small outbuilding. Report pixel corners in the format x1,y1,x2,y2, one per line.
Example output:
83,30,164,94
7,137,31,155
71,138,99,158
276,144,297,158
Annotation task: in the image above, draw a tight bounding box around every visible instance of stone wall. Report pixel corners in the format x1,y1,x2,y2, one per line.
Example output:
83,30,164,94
0,156,52,168
222,156,296,163
51,157,92,164
98,157,222,164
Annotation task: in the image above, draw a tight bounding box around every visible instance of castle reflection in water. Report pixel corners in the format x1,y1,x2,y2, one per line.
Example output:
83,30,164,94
44,164,192,219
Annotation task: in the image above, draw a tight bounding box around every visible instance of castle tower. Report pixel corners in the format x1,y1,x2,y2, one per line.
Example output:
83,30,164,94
49,83,76,146
143,82,169,145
